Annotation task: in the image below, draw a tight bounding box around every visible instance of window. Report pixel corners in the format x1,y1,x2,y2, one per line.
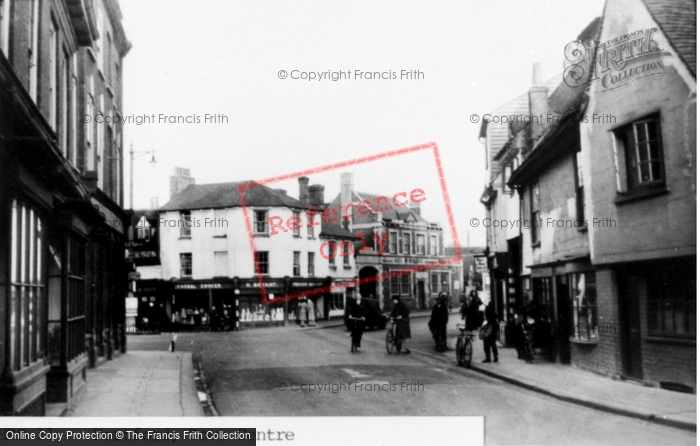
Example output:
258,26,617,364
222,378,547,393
431,273,439,294
96,7,104,74
307,252,315,276
401,273,411,295
180,253,192,277
648,261,696,338
214,251,228,277
575,148,585,226
389,232,397,253
402,233,411,254
530,182,540,245
255,251,269,275
70,55,78,166
328,243,336,266
430,235,437,255
329,293,345,312
254,210,268,235
390,275,400,296
343,243,351,266
292,211,301,237
136,217,151,241
416,234,426,255
9,199,45,370
180,211,192,238
441,272,449,292
293,251,300,276
85,76,95,171
49,18,58,129
570,272,597,341
307,220,314,238
615,116,665,192
28,0,39,101
0,0,11,55
96,95,104,189
214,209,227,236
60,49,69,153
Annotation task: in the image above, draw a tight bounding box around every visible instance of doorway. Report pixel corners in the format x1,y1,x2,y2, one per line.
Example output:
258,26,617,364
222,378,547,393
555,275,571,364
619,272,644,380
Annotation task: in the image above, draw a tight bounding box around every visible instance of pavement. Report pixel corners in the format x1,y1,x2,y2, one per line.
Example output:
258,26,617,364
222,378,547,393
59,308,696,431
63,351,205,417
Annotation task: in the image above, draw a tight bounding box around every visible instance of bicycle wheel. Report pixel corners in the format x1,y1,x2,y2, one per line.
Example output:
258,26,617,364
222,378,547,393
464,338,473,368
386,329,396,354
455,337,464,366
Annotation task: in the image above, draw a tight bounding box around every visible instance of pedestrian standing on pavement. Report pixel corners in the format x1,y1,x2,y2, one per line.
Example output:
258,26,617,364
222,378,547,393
390,295,412,354
307,298,316,327
209,306,220,332
348,293,365,352
462,289,483,332
482,299,499,363
298,297,309,327
429,292,449,352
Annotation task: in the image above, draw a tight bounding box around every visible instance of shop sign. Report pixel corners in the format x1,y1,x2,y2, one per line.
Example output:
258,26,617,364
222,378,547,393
474,256,488,273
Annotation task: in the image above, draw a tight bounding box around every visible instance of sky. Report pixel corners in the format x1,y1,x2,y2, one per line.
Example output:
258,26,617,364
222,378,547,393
119,0,606,249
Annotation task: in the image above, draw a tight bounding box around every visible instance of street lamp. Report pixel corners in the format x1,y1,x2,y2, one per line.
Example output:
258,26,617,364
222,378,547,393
129,142,156,209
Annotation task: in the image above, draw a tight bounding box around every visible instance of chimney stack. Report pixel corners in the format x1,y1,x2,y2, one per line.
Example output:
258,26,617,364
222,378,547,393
276,189,287,196
340,172,354,207
298,177,310,204
408,202,421,216
527,63,549,153
170,167,195,199
308,185,325,206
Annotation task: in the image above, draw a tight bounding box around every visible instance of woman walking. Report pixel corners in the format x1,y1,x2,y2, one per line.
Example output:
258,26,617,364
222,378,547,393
348,293,366,353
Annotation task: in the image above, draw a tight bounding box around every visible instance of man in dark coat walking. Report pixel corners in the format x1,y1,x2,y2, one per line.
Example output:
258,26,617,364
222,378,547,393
348,292,366,353
482,299,499,363
429,292,449,352
390,296,412,354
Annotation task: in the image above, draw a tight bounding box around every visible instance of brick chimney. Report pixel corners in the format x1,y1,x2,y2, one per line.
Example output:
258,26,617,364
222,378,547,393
170,167,195,199
298,177,310,204
308,185,325,206
340,172,354,207
527,63,549,154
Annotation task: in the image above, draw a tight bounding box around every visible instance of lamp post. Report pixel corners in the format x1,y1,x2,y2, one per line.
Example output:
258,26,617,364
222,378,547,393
129,142,156,209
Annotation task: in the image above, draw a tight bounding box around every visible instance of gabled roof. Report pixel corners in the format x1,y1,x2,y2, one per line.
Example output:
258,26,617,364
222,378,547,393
159,181,310,212
355,191,429,224
642,0,696,77
320,221,360,240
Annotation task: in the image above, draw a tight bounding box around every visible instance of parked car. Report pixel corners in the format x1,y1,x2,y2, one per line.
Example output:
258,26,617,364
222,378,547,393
344,297,387,331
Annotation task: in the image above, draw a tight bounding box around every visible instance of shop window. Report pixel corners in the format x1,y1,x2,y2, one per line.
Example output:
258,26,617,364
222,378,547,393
614,115,665,193
570,272,597,341
440,272,449,293
400,273,411,296
293,251,301,276
389,232,397,253
180,211,192,238
431,273,439,294
329,293,345,312
416,234,426,255
648,261,696,338
307,252,315,276
254,251,269,275
390,275,400,296
180,253,192,277
9,200,46,371
254,210,268,235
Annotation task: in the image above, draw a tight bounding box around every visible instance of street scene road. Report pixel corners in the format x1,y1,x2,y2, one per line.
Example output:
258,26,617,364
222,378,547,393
128,321,694,445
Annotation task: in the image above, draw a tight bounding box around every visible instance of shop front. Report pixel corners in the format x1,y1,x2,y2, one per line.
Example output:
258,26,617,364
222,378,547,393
170,280,236,332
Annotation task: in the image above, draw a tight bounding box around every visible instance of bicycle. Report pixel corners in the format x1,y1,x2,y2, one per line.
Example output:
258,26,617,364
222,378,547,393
385,318,403,354
455,324,474,368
